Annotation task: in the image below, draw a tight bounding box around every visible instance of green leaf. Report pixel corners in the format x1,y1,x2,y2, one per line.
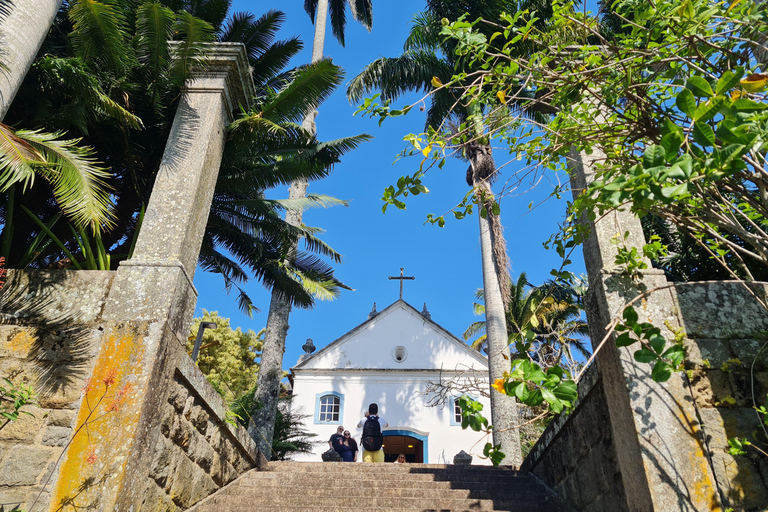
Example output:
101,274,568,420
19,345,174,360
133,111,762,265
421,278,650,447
675,89,696,117
692,122,716,147
634,348,658,363
648,333,666,354
651,360,673,382
661,345,685,366
623,307,638,324
693,97,723,123
732,98,768,112
716,69,744,95
615,332,635,347
553,380,578,403
660,131,684,159
686,76,713,98
643,145,666,168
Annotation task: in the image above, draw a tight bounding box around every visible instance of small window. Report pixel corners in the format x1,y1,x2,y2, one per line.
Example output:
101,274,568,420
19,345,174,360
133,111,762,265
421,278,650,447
450,395,477,426
453,399,462,424
393,346,407,363
319,395,340,422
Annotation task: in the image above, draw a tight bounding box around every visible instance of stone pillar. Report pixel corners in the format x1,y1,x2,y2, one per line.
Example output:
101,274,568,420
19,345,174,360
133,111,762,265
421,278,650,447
0,0,63,119
46,43,254,512
568,146,722,511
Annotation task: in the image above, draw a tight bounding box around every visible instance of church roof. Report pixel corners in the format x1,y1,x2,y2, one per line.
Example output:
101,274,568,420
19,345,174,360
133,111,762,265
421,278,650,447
292,299,488,372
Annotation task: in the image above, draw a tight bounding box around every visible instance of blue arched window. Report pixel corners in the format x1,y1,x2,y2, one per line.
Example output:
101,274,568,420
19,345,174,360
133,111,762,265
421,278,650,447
314,391,344,424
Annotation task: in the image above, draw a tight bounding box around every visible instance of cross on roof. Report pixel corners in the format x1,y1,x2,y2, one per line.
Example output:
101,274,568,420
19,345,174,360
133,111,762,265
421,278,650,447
388,267,415,300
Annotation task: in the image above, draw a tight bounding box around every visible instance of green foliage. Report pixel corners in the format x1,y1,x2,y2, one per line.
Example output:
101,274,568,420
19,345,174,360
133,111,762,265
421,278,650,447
0,378,36,428
614,306,685,382
187,311,263,404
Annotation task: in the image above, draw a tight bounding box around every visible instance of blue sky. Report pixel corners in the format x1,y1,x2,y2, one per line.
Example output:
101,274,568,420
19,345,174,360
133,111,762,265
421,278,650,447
192,0,588,370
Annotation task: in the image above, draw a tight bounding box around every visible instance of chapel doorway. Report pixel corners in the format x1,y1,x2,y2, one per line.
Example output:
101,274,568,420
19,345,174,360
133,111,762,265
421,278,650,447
382,433,424,463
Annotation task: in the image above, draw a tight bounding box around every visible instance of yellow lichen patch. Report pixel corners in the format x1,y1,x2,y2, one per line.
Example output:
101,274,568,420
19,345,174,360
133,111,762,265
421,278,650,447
49,323,149,512
5,330,36,357
678,407,723,511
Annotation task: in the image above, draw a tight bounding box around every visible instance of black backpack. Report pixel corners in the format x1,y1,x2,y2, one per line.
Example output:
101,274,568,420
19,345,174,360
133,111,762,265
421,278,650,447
362,415,383,451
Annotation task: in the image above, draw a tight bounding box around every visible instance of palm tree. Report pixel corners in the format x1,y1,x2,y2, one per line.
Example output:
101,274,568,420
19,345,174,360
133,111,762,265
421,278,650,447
0,0,62,119
249,0,373,458
464,273,590,377
347,0,528,464
2,1,361,311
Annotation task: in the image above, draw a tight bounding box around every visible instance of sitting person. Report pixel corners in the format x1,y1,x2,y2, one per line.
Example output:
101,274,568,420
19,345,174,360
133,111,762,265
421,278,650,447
394,453,406,464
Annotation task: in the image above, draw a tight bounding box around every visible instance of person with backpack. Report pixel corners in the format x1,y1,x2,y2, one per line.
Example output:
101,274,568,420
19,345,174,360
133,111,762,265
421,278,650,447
357,403,388,463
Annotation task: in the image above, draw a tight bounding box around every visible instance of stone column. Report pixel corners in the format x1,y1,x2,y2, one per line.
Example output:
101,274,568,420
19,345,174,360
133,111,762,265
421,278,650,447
46,43,255,512
568,145,722,511
0,0,63,119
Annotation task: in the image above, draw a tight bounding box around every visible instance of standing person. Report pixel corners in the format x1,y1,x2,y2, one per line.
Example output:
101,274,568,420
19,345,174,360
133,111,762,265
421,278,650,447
328,425,345,457
342,430,358,462
357,403,388,463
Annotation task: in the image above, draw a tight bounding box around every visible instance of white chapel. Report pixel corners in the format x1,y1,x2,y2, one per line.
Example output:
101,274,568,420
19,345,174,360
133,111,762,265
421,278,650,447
289,298,492,464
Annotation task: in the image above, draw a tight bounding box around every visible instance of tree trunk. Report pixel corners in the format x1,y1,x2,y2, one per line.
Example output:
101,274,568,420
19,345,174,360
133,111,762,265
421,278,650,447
0,0,62,120
466,102,520,465
249,0,328,456
474,176,522,467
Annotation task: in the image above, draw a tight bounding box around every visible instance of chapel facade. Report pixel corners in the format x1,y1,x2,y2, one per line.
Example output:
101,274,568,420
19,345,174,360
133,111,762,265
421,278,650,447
289,299,492,464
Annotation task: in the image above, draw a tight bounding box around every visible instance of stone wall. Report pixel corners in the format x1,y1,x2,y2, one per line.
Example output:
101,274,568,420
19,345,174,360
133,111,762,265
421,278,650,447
522,281,768,512
676,281,768,511
522,364,625,511
0,270,112,510
0,270,260,511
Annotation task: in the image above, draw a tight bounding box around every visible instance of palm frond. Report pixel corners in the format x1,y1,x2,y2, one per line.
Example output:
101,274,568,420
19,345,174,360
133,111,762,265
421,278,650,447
0,123,45,192
351,0,373,31
259,59,343,125
18,130,115,230
403,11,441,52
135,1,175,84
346,51,452,103
69,0,131,72
328,0,348,47
303,0,319,24
169,10,215,87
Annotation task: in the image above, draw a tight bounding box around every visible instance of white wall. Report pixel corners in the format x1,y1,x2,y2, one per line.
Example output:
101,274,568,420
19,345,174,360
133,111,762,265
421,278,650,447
291,370,492,464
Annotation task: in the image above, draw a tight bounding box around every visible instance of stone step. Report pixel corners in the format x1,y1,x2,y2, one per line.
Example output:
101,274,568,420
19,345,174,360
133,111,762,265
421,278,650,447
186,462,574,512
264,462,525,474
197,494,549,511
192,507,552,512
236,475,541,493
244,470,538,486
222,485,549,501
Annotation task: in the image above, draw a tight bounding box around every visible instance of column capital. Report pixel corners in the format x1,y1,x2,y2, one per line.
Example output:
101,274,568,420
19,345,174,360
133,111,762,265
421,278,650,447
174,42,255,112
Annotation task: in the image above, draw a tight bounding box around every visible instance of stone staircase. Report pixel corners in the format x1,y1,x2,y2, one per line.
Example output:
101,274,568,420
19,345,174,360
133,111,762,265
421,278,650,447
187,461,575,512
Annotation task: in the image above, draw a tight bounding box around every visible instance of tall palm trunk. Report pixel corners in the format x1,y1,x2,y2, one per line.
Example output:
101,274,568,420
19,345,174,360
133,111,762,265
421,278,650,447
466,102,521,466
249,0,328,458
0,0,62,120
471,147,522,467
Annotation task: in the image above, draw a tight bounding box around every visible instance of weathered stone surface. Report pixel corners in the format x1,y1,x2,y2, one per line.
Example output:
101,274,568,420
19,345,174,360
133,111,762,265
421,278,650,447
188,430,215,472
149,434,174,489
140,481,179,512
699,408,768,509
41,425,71,447
0,405,46,442
188,404,209,434
168,450,216,508
0,270,114,324
170,415,194,451
0,445,54,485
675,282,768,339
210,452,238,486
46,408,75,427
